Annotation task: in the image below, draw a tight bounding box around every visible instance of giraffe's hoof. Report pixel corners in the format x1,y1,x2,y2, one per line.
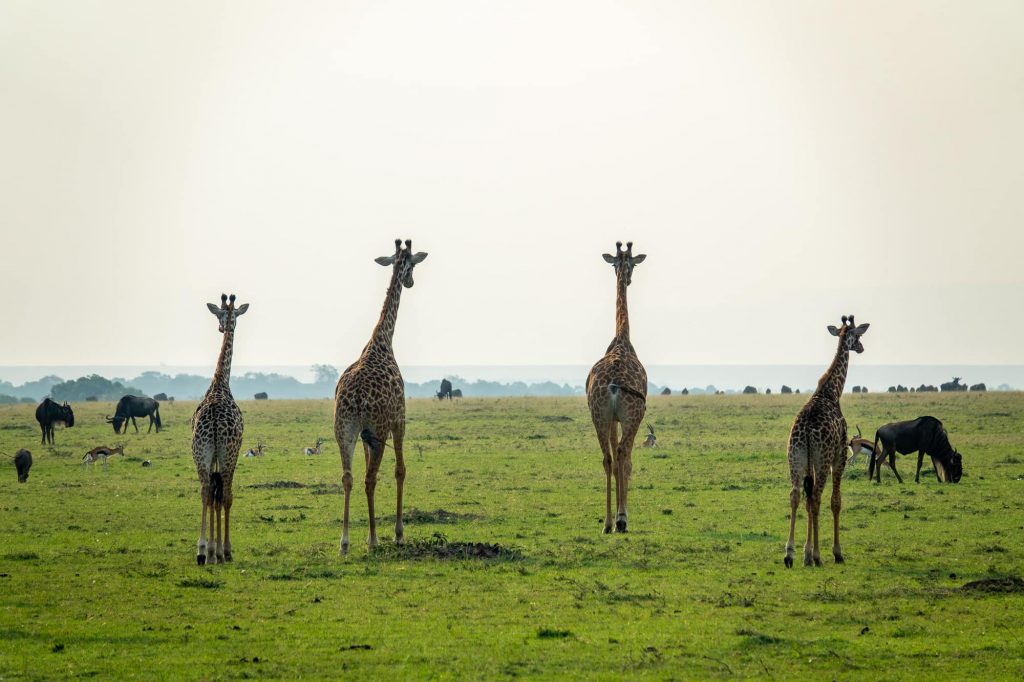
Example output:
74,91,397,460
395,535,405,546
615,519,628,533
784,556,793,568
813,557,823,567
224,551,233,563
603,525,613,534
197,554,206,566
803,556,813,567
340,542,349,555
834,554,844,564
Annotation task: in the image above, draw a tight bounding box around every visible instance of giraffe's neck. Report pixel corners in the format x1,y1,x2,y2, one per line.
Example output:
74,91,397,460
210,329,235,393
815,337,849,401
369,269,403,349
614,274,630,342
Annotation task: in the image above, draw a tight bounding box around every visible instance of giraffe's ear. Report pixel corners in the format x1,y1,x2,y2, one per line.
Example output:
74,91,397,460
375,256,396,266
854,323,869,335
207,303,221,316
827,325,840,336
410,252,428,264
234,303,249,316
602,254,616,263
631,254,647,265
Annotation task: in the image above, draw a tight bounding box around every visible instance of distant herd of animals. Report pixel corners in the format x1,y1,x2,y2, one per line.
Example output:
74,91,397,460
6,239,974,570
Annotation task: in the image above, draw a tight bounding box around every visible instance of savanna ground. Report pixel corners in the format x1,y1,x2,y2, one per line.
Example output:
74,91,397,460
1,393,1024,680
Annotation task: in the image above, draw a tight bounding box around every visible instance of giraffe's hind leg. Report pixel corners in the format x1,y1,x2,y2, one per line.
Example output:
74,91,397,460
615,420,640,533
831,447,847,563
392,424,406,545
335,424,358,555
601,423,616,534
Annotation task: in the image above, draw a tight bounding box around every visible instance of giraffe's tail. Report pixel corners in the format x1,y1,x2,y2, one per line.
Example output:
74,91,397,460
360,428,386,459
802,430,814,500
211,471,224,504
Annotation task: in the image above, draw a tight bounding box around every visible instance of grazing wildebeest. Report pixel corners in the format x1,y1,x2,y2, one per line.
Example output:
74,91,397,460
254,392,268,400
35,398,75,445
869,416,963,484
660,387,671,396
970,383,987,392
743,385,758,394
106,395,162,434
14,449,32,482
436,378,453,401
153,392,168,401
781,385,793,394
451,388,463,399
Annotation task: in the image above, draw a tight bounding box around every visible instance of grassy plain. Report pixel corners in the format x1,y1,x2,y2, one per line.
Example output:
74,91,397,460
1,392,1024,680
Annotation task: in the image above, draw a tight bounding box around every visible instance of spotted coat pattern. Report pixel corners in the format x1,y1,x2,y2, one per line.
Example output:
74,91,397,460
784,316,869,568
334,240,426,553
586,242,647,534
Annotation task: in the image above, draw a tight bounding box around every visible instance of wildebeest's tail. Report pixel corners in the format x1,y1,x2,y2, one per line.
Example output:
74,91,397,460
153,406,162,432
211,471,224,504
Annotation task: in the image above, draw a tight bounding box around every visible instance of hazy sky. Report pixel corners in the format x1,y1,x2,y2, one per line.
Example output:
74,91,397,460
2,1,1021,371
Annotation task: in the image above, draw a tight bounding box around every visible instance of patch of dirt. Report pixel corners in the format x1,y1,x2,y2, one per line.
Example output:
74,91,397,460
381,508,480,524
371,533,522,561
961,576,1024,593
309,483,343,495
247,480,306,490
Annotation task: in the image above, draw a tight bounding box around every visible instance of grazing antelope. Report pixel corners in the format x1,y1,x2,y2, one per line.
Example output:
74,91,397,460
847,426,878,467
83,444,125,465
641,423,658,448
245,440,266,457
304,437,325,456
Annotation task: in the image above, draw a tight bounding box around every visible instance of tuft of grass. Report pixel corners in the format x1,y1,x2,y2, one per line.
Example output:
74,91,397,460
177,577,224,589
537,628,572,639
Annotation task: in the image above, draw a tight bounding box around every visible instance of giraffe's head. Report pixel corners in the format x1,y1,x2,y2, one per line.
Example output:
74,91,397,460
602,241,646,285
828,314,869,353
375,239,428,288
206,293,249,333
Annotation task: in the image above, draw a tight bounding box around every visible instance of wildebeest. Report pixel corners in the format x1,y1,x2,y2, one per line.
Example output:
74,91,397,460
451,388,463,399
940,377,967,392
661,387,671,396
14,449,32,482
153,392,168,401
106,395,162,434
35,398,75,445
436,378,453,401
780,385,793,394
970,383,987,392
254,392,268,400
869,416,963,484
743,385,758,394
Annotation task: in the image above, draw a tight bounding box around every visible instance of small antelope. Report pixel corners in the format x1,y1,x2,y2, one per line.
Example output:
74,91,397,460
641,423,658,448
304,437,325,456
83,444,125,465
847,425,878,467
245,440,266,457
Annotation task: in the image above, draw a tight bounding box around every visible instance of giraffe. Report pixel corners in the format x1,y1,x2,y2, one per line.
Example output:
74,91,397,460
334,239,427,554
586,241,648,534
192,293,248,566
784,314,869,568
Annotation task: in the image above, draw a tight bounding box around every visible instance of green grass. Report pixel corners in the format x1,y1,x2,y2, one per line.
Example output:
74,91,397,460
2,393,1024,679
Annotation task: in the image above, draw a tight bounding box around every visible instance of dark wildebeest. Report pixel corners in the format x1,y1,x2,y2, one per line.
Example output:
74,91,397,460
451,388,463,399
869,416,963,484
153,392,168,401
436,378,453,401
35,398,75,445
14,449,32,482
106,395,162,434
254,392,268,400
940,377,967,392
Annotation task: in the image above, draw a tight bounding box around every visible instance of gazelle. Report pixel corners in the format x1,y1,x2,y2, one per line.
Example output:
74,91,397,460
304,437,325,456
245,440,266,457
847,425,877,467
641,423,658,448
83,444,125,465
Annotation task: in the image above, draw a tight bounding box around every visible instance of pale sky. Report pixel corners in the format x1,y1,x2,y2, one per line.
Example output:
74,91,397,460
1,1,1021,370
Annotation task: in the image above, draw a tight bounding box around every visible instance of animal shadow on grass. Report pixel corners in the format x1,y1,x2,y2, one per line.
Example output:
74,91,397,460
960,576,1024,593
370,532,523,561
380,508,481,524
